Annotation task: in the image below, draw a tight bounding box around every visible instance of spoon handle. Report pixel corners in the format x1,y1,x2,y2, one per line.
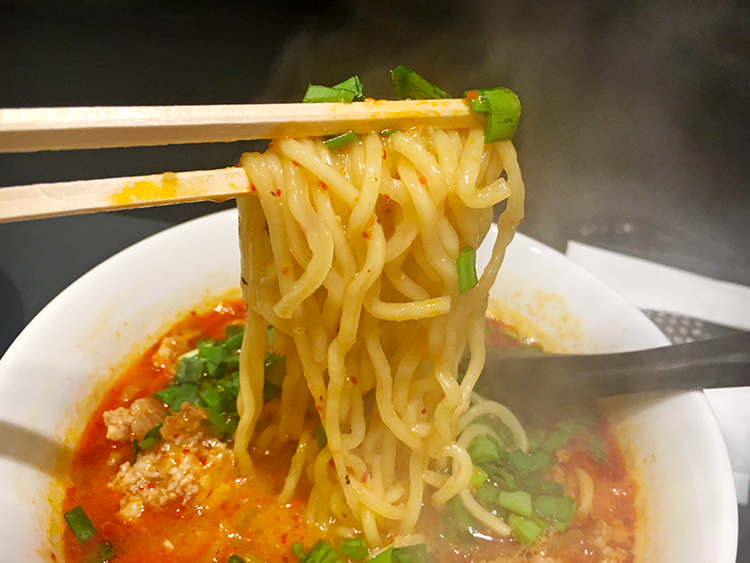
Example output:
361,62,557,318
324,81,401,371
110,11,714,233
475,331,750,404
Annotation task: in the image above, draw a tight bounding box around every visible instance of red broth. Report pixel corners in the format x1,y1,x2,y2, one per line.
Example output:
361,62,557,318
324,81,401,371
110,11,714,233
61,301,636,563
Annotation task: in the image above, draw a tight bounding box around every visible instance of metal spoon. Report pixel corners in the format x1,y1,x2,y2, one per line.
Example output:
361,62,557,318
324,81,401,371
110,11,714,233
472,331,750,408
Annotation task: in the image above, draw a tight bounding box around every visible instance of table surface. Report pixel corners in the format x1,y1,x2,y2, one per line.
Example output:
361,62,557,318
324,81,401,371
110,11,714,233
1,1,748,560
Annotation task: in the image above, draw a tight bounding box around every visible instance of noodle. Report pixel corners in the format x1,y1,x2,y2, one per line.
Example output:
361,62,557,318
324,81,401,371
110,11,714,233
234,125,525,545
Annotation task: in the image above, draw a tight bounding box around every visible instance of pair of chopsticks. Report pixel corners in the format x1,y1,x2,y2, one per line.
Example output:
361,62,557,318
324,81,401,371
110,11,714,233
0,99,479,223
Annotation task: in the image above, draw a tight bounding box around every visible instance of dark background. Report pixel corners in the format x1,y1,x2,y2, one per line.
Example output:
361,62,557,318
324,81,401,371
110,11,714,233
1,0,749,559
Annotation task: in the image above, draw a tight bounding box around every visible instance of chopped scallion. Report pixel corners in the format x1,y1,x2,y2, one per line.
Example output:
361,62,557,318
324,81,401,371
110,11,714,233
323,131,361,151
464,87,521,143
228,555,245,563
338,537,368,561
64,505,98,544
315,425,327,449
456,246,478,293
497,490,532,517
391,66,450,100
534,495,577,530
508,513,544,545
303,76,365,103
467,434,501,464
392,544,427,563
174,356,204,383
469,465,488,490
292,540,341,563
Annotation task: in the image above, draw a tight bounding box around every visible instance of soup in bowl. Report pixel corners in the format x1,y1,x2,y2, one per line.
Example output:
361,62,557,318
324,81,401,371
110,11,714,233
0,209,736,563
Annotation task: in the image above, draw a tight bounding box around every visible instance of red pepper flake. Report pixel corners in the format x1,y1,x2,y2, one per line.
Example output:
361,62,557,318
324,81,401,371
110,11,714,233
249,184,256,193
350,376,358,386
466,90,479,100
316,405,323,412
421,408,427,414
183,448,190,454
292,161,300,167
383,194,391,202
418,175,427,185
318,181,328,190
174,434,180,439
276,189,282,196
362,231,371,239
281,265,290,275
138,486,144,491
382,149,387,160
147,483,155,490
282,557,289,563
362,471,369,484
281,533,288,543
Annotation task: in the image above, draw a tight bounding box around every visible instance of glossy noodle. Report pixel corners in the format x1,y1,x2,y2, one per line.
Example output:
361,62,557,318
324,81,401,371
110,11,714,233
233,126,525,545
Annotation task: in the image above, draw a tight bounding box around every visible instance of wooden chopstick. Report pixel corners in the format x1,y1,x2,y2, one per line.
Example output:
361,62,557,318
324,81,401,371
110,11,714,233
0,99,482,222
0,99,477,153
0,167,249,223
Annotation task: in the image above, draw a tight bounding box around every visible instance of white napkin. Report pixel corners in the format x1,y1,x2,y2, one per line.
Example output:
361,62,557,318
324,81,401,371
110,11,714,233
566,240,750,505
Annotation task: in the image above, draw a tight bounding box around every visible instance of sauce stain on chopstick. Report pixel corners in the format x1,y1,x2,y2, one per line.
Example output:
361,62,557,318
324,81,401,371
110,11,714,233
111,173,178,205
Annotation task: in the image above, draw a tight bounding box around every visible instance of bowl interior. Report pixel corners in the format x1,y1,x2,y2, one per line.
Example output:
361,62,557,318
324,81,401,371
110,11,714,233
0,209,737,562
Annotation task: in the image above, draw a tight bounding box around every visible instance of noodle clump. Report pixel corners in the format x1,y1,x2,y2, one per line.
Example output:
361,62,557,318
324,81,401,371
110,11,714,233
233,126,525,546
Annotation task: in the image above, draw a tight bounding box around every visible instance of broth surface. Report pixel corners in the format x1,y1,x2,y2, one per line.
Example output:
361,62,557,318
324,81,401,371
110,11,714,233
62,301,636,563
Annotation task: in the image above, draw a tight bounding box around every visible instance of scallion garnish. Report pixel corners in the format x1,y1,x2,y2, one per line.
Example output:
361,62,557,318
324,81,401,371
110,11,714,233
469,465,488,490
534,495,577,530
456,246,478,293
64,505,98,544
323,131,361,151
508,513,544,545
497,490,533,518
174,356,204,383
467,435,501,464
338,537,369,561
315,425,327,449
464,87,521,143
303,76,365,103
391,66,450,100
292,540,342,563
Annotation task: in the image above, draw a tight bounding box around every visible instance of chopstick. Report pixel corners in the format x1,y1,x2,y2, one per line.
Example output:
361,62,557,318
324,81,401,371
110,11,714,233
0,99,480,223
0,99,476,153
0,167,249,223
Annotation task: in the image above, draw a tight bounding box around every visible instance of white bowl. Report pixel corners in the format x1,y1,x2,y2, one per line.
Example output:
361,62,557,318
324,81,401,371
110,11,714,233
0,209,737,562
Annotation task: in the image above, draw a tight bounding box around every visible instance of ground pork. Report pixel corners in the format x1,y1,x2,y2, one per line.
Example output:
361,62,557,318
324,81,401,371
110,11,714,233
108,403,236,520
103,396,168,442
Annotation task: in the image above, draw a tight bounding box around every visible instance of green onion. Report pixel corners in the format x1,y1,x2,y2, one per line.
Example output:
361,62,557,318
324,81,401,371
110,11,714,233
481,462,516,490
228,556,245,563
64,505,98,544
474,482,499,504
534,495,577,530
380,129,398,137
267,325,275,346
315,425,327,449
224,325,245,350
467,435,501,464
392,545,427,563
324,131,361,151
464,88,521,143
138,424,162,451
292,540,342,563
303,76,365,103
263,382,282,401
507,449,533,474
537,480,565,497
338,538,369,561
469,465,488,490
368,548,393,563
174,356,204,383
391,66,450,100
446,495,475,532
154,382,200,411
456,246,478,293
508,514,544,545
496,490,532,517
527,450,556,473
